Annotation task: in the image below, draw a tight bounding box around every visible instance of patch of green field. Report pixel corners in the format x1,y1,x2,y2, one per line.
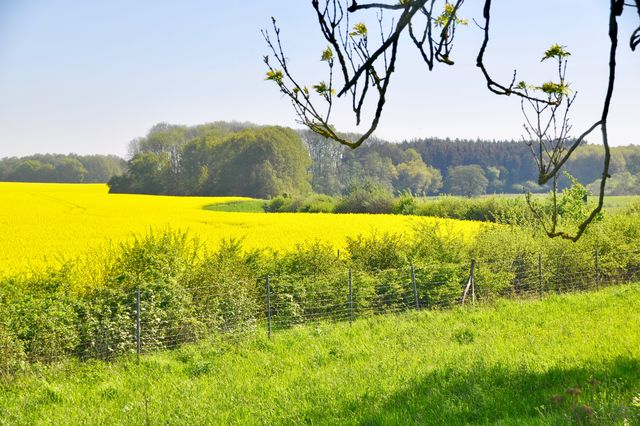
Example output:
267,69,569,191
602,195,640,214
203,199,266,212
418,193,640,213
2,284,639,424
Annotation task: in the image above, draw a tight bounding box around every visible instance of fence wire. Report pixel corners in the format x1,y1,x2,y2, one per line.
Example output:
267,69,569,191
4,245,640,367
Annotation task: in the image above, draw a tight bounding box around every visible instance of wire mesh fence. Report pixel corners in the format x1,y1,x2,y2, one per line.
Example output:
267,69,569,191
3,244,640,368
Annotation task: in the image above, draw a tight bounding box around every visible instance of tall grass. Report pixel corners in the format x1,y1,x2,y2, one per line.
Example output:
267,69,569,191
1,285,639,424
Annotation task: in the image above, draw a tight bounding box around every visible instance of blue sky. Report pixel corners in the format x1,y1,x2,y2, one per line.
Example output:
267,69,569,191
0,0,638,157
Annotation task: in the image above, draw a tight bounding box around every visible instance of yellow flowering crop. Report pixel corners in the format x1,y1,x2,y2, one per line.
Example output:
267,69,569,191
0,182,482,276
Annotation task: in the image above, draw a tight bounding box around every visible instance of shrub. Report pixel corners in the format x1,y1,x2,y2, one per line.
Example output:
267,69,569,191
335,182,395,214
410,222,470,264
77,287,138,360
414,196,530,223
183,239,260,334
413,263,466,308
277,240,343,277
78,230,203,358
4,209,640,374
0,271,80,363
346,233,408,271
369,268,414,312
0,324,26,378
264,194,304,212
299,194,336,213
264,194,336,213
393,193,417,215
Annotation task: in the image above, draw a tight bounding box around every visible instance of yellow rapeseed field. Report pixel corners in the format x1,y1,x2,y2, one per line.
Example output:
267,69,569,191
0,182,482,276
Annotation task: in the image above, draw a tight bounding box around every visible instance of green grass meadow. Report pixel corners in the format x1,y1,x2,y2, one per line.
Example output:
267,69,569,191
1,284,640,425
204,199,266,213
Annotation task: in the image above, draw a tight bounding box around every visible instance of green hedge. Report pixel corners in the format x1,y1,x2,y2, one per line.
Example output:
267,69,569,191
3,212,640,376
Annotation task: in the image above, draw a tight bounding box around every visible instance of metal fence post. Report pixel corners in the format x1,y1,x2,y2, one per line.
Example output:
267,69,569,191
471,260,476,304
462,259,476,306
266,275,271,338
538,253,543,299
348,269,353,325
595,247,599,290
411,263,419,310
136,288,141,363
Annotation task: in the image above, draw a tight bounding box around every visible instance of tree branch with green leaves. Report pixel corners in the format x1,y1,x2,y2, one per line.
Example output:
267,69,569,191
263,0,638,240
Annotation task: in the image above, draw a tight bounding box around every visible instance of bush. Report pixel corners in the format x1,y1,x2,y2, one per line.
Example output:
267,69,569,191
77,287,138,360
264,194,336,213
0,271,80,363
410,222,470,264
4,211,640,374
414,196,530,223
264,191,533,222
393,193,417,215
335,182,395,214
0,324,26,378
299,194,336,213
413,263,466,308
104,230,202,352
183,239,260,334
346,233,408,271
264,194,303,212
415,196,472,219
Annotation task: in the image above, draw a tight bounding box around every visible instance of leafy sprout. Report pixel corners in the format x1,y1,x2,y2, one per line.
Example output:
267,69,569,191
540,81,571,97
542,44,571,62
349,22,368,37
265,69,284,84
312,81,335,102
321,46,334,62
434,3,468,28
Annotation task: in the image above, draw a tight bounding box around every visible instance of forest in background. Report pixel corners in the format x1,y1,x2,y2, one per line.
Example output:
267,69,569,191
2,121,639,198
0,154,125,183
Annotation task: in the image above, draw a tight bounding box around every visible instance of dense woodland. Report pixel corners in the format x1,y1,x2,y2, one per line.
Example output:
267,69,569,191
305,130,640,196
108,123,311,198
0,154,125,183
2,121,639,198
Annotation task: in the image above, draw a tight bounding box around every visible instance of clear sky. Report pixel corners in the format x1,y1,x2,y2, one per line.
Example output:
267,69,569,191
0,0,638,158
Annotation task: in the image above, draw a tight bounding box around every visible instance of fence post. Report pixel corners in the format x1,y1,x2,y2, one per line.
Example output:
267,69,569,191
462,259,476,306
348,269,353,325
136,288,141,363
411,263,419,310
538,253,543,299
265,275,271,338
471,260,476,304
595,247,599,290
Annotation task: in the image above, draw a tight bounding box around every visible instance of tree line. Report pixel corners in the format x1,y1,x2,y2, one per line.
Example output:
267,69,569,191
0,154,125,183
2,121,639,198
108,123,311,197
303,130,640,197
110,122,640,199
